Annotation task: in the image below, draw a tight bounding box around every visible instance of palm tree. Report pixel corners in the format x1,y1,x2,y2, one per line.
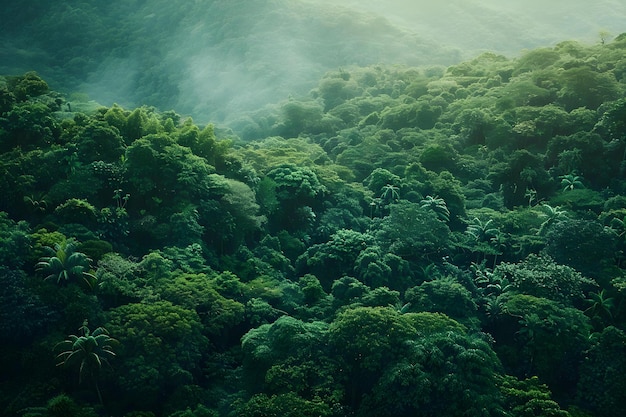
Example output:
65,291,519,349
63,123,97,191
584,289,615,322
607,216,626,239
535,204,568,236
516,313,544,343
559,173,585,191
420,195,450,222
484,295,508,321
471,261,512,297
113,188,130,209
394,301,412,314
466,218,500,263
36,239,96,289
55,320,117,404
489,232,508,268
524,188,538,207
380,184,400,203
466,218,499,242
24,194,49,213
369,197,383,218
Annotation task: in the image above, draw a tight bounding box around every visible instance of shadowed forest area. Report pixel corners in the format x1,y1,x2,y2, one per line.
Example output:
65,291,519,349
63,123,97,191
2,2,626,417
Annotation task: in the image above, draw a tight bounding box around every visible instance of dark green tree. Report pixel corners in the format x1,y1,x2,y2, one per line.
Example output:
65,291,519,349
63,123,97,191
0,211,31,269
0,267,52,342
557,66,620,111
0,101,59,151
220,178,266,245
544,218,617,279
7,71,49,101
358,331,505,417
156,272,245,344
236,393,332,417
19,393,98,417
297,229,372,289
330,276,372,310
353,246,393,288
96,253,150,308
265,164,326,231
240,316,334,401
75,120,125,163
55,320,117,404
364,168,401,195
489,150,552,208
494,294,591,397
576,326,626,417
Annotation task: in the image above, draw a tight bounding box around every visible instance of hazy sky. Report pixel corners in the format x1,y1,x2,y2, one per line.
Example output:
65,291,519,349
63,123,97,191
319,0,626,56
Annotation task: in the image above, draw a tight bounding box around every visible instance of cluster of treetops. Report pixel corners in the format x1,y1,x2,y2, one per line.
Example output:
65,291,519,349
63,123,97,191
2,34,626,417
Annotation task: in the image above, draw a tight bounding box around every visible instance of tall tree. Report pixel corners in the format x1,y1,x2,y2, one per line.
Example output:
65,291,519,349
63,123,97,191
55,320,117,404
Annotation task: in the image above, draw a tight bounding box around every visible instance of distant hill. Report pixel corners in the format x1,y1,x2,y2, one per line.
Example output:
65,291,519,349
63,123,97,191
336,0,626,55
1,0,624,123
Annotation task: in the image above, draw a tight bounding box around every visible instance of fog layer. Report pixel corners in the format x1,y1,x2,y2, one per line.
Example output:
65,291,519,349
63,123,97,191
1,0,624,123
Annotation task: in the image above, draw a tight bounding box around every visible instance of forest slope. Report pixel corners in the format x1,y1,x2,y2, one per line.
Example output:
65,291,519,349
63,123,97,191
1,35,626,417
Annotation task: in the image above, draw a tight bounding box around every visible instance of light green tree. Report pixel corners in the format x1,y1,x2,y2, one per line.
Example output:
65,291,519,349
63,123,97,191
466,217,499,242
559,173,584,191
36,239,96,289
375,201,451,262
106,301,208,410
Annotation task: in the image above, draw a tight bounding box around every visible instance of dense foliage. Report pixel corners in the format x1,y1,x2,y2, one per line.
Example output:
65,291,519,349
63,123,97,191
2,33,626,417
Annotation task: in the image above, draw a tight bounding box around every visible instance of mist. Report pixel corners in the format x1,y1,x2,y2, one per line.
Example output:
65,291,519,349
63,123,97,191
1,0,624,125
326,0,626,54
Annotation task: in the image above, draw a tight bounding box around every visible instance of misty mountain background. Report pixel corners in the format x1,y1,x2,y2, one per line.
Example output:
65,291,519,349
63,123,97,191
1,0,624,124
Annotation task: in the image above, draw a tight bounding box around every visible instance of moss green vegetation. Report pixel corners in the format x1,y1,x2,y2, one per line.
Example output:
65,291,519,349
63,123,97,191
2,34,626,417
